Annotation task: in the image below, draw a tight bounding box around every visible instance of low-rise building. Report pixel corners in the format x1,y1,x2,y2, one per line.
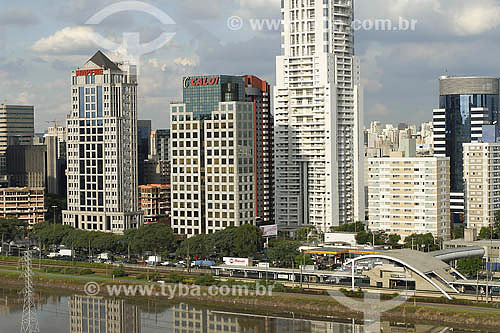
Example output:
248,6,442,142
138,184,170,224
368,152,451,241
0,187,44,226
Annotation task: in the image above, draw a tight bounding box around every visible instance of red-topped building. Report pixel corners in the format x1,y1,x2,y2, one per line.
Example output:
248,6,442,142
244,75,274,224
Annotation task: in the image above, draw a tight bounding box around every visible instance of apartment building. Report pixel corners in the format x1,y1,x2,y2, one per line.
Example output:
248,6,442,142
0,187,44,226
463,142,500,231
368,152,451,240
274,0,364,232
138,184,170,223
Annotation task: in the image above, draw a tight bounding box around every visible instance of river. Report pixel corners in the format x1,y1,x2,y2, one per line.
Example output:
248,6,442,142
0,287,488,332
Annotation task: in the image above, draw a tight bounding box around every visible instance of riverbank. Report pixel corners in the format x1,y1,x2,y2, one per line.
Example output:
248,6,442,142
2,271,500,330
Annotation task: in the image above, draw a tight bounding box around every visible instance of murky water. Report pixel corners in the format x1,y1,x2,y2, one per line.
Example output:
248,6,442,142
0,287,486,332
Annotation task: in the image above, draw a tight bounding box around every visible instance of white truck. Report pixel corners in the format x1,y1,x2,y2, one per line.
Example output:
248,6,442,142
223,257,253,267
59,249,74,257
147,256,162,266
98,253,111,261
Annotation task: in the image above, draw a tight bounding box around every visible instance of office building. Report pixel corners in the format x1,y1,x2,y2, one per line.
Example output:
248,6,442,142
45,124,67,196
143,156,170,185
138,184,171,223
433,76,500,224
274,0,364,232
150,129,170,160
171,98,255,236
244,75,274,224
368,152,451,241
171,75,273,236
62,51,143,233
0,187,44,226
0,104,35,174
137,120,151,185
147,129,171,184
6,144,46,188
69,295,140,333
463,141,500,231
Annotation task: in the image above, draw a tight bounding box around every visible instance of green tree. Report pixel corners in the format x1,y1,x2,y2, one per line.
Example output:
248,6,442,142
233,224,263,257
268,239,300,267
126,223,175,255
355,230,387,246
331,221,365,233
452,225,465,240
176,234,215,258
296,225,321,243
44,194,67,223
387,234,401,248
0,218,26,243
457,257,483,277
404,233,439,251
295,253,314,267
33,222,73,247
212,227,238,257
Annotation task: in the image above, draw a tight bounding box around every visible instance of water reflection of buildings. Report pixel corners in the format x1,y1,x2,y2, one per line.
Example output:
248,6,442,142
0,288,60,315
64,297,454,333
170,304,362,333
69,296,140,333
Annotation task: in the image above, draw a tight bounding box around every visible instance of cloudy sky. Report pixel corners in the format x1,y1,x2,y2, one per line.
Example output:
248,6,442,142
1,0,500,131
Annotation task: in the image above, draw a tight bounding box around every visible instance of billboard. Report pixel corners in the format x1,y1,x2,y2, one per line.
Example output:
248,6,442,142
260,224,278,237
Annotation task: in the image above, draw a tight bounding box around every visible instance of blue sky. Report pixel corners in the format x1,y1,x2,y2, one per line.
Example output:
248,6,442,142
1,0,500,131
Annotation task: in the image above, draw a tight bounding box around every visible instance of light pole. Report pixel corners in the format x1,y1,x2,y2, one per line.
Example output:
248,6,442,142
51,205,57,232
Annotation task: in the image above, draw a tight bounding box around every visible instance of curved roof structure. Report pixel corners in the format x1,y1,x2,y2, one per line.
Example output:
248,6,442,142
348,249,464,299
430,247,485,263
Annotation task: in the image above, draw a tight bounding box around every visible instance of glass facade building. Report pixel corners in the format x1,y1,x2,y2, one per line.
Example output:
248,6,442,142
182,75,245,119
433,76,500,225
437,93,499,192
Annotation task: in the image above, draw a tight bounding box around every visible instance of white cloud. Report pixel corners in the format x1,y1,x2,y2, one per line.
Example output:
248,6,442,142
31,26,97,55
357,0,500,37
173,56,199,67
450,2,500,36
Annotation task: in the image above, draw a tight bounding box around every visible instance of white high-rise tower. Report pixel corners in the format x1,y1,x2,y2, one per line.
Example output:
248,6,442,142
62,51,143,233
274,0,364,232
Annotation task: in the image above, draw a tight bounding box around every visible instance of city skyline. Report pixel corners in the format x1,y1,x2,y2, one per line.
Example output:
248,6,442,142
2,1,500,131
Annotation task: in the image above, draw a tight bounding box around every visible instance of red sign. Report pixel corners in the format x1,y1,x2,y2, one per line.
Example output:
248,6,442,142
76,69,103,76
184,76,220,88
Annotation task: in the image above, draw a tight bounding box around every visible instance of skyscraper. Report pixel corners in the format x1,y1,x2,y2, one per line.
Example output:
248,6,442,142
45,124,67,196
0,104,35,174
137,119,151,185
433,76,500,224
170,74,271,236
62,51,143,233
244,75,274,224
274,0,363,232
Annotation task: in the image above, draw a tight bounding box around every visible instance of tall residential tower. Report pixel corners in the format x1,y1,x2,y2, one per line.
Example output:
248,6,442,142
274,0,363,232
62,51,143,233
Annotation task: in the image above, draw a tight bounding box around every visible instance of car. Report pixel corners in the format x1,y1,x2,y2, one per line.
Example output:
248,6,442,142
124,259,138,265
138,261,147,266
175,263,186,268
160,261,170,266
